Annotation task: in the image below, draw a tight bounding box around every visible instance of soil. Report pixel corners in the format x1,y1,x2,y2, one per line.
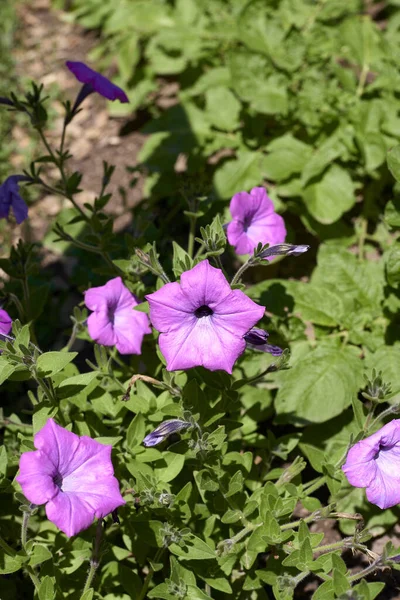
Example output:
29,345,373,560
12,0,146,242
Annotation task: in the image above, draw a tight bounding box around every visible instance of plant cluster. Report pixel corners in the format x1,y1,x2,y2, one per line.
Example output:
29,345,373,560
2,2,400,599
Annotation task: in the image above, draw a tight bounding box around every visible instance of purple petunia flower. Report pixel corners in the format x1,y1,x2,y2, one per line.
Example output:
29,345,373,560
0,308,12,337
146,259,265,373
84,277,151,355
16,419,125,537
244,327,283,356
0,175,30,224
342,420,400,509
227,187,286,258
66,61,129,103
143,419,191,447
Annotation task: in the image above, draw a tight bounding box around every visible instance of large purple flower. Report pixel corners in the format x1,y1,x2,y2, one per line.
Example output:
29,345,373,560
84,277,151,355
146,260,265,373
0,308,12,337
66,61,129,103
227,187,286,257
342,420,400,509
0,175,29,224
16,419,125,537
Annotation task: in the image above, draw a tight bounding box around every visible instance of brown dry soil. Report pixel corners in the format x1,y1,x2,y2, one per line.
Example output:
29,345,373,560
5,1,400,598
12,0,146,243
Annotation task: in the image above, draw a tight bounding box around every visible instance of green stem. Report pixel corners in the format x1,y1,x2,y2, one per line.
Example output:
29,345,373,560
348,557,382,583
280,512,320,531
358,218,368,260
302,476,326,496
21,509,41,591
80,520,103,599
231,257,255,286
368,405,400,432
188,217,197,259
137,548,164,600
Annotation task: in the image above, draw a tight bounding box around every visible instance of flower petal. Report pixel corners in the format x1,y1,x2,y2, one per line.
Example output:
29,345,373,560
16,451,59,505
146,281,194,332
180,260,232,309
0,308,12,336
114,307,151,354
11,192,29,224
87,310,116,346
227,220,253,255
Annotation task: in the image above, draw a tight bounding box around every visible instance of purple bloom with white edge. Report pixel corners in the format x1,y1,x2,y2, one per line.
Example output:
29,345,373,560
342,419,400,509
84,277,151,355
244,327,283,356
0,175,30,224
66,61,129,103
143,420,191,447
227,187,286,258
16,419,125,537
146,260,265,373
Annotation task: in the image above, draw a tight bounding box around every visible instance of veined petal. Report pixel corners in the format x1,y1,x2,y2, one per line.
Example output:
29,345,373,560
146,282,194,332
16,451,59,505
180,260,232,308
87,310,116,346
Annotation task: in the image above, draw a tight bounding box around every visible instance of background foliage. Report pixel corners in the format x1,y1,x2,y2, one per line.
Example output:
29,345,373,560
2,0,400,598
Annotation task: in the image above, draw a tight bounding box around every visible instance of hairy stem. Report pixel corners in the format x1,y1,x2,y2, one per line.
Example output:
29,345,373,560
137,548,164,600
80,520,103,598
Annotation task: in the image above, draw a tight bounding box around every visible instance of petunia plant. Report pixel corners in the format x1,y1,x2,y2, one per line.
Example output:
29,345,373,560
1,59,400,600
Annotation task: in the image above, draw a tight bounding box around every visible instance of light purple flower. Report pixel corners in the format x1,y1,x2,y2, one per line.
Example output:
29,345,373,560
244,327,283,356
342,420,400,509
143,420,191,447
84,277,151,355
16,419,125,537
66,61,129,103
227,187,286,257
0,309,12,337
0,175,29,224
146,259,265,373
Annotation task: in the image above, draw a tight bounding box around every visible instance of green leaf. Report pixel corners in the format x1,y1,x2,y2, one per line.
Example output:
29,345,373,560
57,371,99,395
332,568,350,596
303,165,355,224
387,145,400,182
205,87,241,131
126,413,146,450
386,243,400,287
154,452,185,483
172,241,193,278
298,537,313,570
366,345,400,398
29,544,53,567
0,445,7,478
214,151,262,199
38,576,56,600
170,534,215,560
78,590,93,600
36,352,77,377
0,552,27,574
292,282,344,327
0,361,17,386
262,135,313,181
275,344,363,423
385,198,400,229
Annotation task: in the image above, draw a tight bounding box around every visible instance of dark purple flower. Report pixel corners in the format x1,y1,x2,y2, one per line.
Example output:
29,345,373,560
227,187,286,258
0,176,30,224
84,277,151,355
0,97,14,107
244,327,283,356
66,61,129,103
16,419,125,537
143,420,191,447
146,260,265,373
342,419,400,509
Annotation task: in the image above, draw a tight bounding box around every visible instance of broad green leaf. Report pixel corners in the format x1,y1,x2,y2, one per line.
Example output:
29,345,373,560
126,413,146,450
262,135,312,181
170,534,215,560
387,145,400,182
0,551,27,574
275,344,363,423
386,243,400,287
303,165,355,224
366,345,400,398
36,352,77,377
292,283,344,327
154,452,185,483
38,576,56,600
205,87,241,131
214,151,262,198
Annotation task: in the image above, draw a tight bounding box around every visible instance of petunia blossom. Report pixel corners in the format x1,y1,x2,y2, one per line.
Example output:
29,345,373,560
84,277,151,355
0,308,12,338
66,61,129,103
16,419,125,537
342,419,400,509
0,175,30,224
227,187,286,258
146,259,265,373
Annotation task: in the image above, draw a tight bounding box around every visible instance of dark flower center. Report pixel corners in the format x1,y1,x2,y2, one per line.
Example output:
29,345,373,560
53,472,63,489
194,305,213,318
107,302,118,325
243,215,253,232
